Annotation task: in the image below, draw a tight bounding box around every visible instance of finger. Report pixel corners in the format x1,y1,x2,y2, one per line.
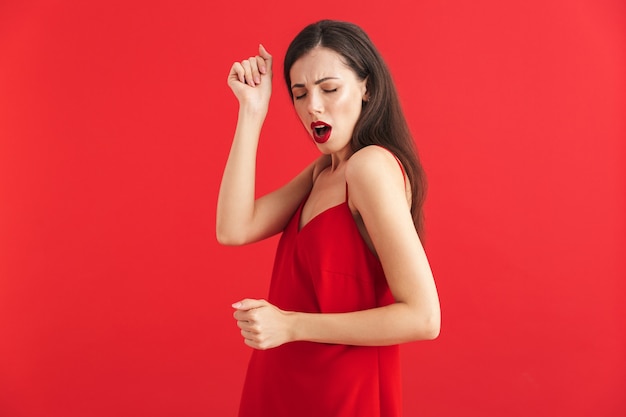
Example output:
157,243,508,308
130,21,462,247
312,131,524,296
248,56,261,85
233,309,248,320
243,338,257,349
255,55,266,75
259,44,272,75
241,328,259,344
245,336,270,351
240,326,260,340
259,44,272,64
229,62,246,85
232,298,268,311
241,60,255,87
235,316,257,330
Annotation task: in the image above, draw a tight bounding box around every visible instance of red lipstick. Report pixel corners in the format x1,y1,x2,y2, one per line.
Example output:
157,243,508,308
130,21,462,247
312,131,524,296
310,121,332,144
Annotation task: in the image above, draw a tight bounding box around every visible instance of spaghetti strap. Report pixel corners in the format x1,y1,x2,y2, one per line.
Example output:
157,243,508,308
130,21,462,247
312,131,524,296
379,146,407,187
345,146,406,200
391,155,407,187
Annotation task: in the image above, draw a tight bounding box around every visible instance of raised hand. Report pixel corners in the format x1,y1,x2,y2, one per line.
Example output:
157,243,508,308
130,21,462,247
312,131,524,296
227,44,273,114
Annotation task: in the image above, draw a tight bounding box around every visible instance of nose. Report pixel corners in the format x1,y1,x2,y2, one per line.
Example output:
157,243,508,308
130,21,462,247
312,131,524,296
306,90,323,115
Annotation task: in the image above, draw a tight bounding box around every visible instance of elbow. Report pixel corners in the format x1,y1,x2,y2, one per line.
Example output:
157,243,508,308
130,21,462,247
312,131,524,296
422,316,441,340
397,301,441,342
215,225,247,246
216,233,245,246
413,309,441,341
216,233,236,246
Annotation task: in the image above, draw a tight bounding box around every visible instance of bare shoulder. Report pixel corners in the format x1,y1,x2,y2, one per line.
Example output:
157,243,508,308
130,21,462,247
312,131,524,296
345,145,409,217
345,146,404,191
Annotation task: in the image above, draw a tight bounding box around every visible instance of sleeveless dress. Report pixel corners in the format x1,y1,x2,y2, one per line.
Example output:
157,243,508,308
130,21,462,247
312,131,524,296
238,159,404,417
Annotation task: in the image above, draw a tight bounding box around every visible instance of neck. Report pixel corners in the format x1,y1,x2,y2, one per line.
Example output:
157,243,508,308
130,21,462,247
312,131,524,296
329,147,353,171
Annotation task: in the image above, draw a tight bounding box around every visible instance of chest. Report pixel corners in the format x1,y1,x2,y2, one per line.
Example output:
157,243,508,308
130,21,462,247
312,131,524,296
297,170,377,255
299,168,348,231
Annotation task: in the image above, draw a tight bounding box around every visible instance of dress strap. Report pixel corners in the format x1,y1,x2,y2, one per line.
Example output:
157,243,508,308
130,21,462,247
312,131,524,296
373,145,407,186
391,153,407,187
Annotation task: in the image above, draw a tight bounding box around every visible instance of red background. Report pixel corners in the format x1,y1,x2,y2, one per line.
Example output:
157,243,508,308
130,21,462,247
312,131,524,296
1,1,624,416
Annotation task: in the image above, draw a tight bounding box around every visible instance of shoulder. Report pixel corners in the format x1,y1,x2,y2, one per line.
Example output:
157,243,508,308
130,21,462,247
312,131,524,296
345,145,404,188
345,145,407,212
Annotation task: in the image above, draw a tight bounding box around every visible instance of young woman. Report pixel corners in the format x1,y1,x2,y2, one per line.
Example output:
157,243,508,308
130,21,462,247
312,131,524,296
217,19,440,417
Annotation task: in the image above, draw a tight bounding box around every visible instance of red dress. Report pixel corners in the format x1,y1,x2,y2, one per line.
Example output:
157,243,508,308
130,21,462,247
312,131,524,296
238,184,402,417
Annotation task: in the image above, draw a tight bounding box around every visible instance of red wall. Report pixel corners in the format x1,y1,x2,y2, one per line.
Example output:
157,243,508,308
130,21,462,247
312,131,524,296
1,1,624,416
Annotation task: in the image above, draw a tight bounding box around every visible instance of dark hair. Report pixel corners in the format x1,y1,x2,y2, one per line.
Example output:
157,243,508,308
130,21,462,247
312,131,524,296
284,19,428,237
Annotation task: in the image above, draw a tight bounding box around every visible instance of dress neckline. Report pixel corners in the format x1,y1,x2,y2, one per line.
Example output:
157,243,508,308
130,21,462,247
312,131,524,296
297,194,348,234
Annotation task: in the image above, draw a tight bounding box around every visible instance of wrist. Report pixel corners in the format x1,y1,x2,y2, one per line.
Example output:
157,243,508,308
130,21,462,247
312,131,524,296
285,310,301,343
235,105,267,134
238,102,269,120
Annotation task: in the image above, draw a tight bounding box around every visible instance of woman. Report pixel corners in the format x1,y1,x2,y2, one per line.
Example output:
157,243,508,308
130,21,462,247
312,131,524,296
217,20,440,417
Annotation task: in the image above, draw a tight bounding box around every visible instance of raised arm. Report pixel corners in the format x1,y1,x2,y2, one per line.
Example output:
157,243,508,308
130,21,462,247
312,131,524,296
217,45,325,245
233,146,440,348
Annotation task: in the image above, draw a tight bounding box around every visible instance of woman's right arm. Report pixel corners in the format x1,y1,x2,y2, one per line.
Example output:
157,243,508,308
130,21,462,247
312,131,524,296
216,45,323,245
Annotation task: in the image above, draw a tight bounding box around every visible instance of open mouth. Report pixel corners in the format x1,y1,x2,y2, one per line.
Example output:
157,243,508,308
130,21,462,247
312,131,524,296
311,121,332,144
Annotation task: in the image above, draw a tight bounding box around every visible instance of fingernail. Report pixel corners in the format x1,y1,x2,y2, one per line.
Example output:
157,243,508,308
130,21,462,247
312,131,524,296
254,76,260,84
232,302,242,309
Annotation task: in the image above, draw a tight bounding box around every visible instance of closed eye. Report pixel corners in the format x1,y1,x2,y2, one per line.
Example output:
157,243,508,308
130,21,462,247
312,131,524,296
294,88,337,100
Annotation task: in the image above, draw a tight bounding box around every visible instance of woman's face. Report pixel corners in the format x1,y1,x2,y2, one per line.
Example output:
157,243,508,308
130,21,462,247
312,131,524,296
289,47,368,155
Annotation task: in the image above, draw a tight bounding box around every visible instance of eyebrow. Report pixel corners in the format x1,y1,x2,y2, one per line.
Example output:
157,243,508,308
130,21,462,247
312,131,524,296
291,77,339,89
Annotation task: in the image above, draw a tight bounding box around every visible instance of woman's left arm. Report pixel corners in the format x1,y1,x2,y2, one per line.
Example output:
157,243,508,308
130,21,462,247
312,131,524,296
233,146,440,349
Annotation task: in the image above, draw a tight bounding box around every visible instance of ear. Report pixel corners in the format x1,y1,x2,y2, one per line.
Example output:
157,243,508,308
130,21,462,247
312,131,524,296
361,77,370,102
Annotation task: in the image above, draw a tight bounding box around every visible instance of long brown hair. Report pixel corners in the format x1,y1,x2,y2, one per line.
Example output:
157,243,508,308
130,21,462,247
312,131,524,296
284,20,428,237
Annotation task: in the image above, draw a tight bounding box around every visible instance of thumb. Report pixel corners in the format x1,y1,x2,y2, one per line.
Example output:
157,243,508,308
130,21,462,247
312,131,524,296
259,44,273,69
232,298,268,311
